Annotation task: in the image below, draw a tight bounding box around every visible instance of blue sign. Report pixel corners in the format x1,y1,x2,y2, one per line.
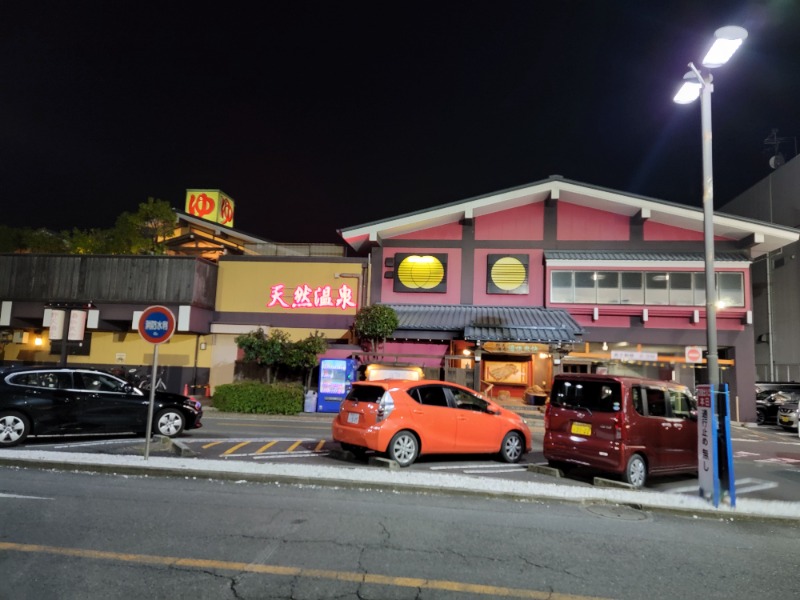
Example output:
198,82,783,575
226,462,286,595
138,305,176,345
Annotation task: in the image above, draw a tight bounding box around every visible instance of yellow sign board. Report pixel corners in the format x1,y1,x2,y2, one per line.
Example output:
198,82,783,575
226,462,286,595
482,342,540,354
185,189,235,227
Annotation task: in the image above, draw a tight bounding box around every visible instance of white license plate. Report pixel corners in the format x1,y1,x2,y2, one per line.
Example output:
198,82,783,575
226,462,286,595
347,412,360,424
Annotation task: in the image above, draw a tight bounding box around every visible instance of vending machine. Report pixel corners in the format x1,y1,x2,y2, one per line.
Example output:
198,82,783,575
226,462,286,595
316,358,358,413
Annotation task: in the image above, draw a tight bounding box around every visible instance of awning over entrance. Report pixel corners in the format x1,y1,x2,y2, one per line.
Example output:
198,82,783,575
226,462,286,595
386,304,584,344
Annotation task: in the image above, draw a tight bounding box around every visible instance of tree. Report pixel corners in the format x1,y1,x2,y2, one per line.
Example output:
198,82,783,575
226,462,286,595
4,197,176,255
353,304,398,359
234,328,292,383
285,331,328,390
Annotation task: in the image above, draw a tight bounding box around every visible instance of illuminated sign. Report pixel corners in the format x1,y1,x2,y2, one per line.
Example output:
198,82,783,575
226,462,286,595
487,254,529,294
185,190,235,227
393,253,447,293
482,342,539,354
267,283,357,311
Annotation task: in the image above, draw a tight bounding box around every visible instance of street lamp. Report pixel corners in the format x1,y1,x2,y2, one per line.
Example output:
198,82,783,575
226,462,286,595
673,25,747,390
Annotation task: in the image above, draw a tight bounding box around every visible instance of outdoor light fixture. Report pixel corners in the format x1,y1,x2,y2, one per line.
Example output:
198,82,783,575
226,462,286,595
672,25,747,392
701,25,748,68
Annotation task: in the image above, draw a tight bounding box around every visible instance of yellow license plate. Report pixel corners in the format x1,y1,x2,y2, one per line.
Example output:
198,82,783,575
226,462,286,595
571,422,592,436
779,415,790,423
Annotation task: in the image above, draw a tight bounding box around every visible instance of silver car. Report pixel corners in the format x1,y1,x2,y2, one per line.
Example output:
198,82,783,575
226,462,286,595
777,399,799,431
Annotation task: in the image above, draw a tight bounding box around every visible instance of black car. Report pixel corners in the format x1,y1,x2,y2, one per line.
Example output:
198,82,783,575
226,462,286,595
755,382,800,425
0,366,202,447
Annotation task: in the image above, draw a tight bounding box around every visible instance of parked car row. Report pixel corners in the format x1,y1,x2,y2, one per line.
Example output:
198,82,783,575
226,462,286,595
0,366,203,447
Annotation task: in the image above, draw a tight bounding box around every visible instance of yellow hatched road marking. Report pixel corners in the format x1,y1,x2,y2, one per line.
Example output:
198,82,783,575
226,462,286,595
286,440,303,452
255,441,277,454
0,542,612,599
201,441,224,450
314,440,326,452
221,441,251,456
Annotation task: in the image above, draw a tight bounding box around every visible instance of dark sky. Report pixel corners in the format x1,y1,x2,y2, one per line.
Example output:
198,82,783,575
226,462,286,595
2,1,799,244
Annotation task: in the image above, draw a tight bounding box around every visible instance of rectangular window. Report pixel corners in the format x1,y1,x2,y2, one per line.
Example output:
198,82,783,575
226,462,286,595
596,271,620,304
645,272,669,305
693,273,706,305
550,271,573,303
621,272,643,304
717,272,744,307
574,271,596,303
669,272,693,305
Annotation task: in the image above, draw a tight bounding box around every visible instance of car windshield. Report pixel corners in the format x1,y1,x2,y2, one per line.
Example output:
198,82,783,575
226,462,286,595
550,379,621,413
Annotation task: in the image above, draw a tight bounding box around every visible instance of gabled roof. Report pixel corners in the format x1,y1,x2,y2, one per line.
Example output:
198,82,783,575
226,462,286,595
387,304,584,344
338,175,799,257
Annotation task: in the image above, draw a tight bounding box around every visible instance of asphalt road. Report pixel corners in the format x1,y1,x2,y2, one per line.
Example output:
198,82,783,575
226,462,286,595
1,465,797,600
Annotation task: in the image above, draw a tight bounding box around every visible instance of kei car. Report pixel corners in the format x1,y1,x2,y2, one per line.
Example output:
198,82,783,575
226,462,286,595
543,373,698,488
331,379,532,467
0,366,203,447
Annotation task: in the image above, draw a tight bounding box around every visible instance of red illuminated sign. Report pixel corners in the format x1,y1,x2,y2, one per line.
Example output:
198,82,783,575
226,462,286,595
267,283,356,310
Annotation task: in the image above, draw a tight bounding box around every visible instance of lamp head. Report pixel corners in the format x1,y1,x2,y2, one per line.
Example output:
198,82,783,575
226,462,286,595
673,71,702,104
702,25,748,68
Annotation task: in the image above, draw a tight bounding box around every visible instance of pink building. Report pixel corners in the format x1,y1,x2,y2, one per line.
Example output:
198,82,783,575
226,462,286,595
339,176,799,422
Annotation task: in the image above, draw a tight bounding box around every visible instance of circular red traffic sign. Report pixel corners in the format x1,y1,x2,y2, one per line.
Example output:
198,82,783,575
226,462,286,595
138,305,176,344
686,347,702,362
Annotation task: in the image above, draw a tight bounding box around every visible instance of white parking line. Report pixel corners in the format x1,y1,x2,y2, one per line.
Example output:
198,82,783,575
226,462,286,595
669,477,778,495
0,493,52,500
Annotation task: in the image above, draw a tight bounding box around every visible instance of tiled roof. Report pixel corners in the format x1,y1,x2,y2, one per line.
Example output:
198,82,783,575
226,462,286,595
543,250,750,262
385,304,584,343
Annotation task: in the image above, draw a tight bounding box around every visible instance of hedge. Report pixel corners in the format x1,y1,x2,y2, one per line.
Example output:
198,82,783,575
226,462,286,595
211,381,304,415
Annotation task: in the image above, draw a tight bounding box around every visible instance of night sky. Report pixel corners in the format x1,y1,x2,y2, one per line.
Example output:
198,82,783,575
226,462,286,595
3,1,799,244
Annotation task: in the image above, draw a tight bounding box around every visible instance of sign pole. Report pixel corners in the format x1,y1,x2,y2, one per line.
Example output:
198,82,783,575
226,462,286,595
144,344,159,460
137,305,176,461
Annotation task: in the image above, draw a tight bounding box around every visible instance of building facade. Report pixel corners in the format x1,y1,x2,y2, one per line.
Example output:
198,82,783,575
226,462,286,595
719,154,800,382
339,176,799,421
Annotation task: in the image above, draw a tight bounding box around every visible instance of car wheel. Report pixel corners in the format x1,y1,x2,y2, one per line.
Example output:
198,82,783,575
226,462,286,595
0,411,30,447
154,409,185,437
756,408,766,426
387,431,419,467
499,431,524,463
624,454,647,488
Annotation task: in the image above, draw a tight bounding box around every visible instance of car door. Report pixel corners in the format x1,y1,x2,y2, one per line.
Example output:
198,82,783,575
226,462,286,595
638,385,672,472
407,385,457,454
74,371,148,433
667,387,698,469
6,370,78,434
642,385,697,472
446,386,504,454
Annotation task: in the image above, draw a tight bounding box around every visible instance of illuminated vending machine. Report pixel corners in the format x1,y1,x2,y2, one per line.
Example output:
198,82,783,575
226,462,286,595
316,358,358,413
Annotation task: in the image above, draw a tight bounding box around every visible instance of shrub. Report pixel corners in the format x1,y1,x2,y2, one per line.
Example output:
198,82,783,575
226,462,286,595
211,381,304,415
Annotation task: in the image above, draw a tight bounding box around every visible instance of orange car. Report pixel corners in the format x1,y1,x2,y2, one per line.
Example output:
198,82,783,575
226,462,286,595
331,379,532,467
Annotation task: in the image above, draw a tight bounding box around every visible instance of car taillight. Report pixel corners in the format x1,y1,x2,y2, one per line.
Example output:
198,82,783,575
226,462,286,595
613,415,624,440
376,391,395,423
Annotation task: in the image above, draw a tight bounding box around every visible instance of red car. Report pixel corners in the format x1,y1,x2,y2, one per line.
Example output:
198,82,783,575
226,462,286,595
543,373,698,488
332,379,532,467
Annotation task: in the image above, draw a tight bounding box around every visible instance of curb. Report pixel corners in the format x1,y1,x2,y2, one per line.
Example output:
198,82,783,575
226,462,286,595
1,450,799,523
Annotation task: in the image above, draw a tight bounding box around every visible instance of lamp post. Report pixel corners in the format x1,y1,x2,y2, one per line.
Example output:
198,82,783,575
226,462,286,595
673,25,748,390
